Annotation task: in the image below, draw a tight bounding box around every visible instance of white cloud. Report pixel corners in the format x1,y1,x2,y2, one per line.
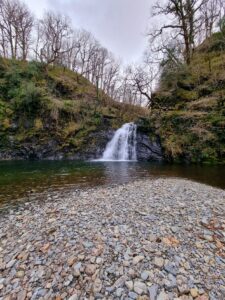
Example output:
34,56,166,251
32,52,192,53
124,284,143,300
23,0,50,17
23,0,153,63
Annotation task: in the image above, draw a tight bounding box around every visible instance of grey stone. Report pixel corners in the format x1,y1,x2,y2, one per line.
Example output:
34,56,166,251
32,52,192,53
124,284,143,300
134,281,147,295
128,291,138,299
17,290,27,300
126,280,134,290
136,129,163,161
141,271,149,281
164,263,178,276
93,278,102,293
154,257,164,268
6,259,16,268
68,294,79,300
157,290,169,300
116,288,124,297
148,284,159,300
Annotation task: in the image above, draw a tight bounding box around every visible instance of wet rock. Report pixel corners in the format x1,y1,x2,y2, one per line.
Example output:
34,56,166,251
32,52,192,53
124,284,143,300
136,129,163,161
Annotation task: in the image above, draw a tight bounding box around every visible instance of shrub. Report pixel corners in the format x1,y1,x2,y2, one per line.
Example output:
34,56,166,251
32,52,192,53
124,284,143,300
14,83,46,115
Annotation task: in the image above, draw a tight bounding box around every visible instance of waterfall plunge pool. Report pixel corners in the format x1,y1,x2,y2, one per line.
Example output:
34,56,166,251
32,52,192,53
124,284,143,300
0,160,224,209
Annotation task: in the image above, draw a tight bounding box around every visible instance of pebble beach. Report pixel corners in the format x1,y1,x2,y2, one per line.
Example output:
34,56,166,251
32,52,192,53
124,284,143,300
0,179,225,300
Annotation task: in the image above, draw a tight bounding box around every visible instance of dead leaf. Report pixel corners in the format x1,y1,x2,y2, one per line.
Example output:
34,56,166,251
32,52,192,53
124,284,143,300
162,236,180,247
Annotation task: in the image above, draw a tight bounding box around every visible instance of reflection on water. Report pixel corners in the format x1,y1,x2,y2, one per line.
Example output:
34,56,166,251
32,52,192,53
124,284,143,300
0,160,224,208
102,162,133,183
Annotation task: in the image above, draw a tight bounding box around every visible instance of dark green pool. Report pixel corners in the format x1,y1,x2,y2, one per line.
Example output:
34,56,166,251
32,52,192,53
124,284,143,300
0,161,224,208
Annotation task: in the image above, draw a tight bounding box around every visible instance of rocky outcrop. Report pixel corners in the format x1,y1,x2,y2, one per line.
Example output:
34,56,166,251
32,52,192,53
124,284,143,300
90,126,163,161
0,129,115,161
0,125,163,161
136,131,163,161
89,126,163,161
69,129,115,160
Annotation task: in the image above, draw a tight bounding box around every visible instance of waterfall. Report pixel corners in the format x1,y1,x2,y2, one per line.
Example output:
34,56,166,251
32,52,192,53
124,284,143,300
101,123,137,161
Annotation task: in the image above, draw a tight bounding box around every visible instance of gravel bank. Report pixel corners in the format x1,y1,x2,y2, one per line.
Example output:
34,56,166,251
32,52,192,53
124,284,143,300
0,179,225,300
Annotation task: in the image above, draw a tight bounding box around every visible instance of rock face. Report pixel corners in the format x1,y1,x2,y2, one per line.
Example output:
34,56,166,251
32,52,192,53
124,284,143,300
0,124,163,161
0,129,115,161
136,129,163,161
91,126,163,161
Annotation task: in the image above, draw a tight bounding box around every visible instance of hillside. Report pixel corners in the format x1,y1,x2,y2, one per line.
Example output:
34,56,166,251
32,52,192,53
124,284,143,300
146,32,225,164
0,32,225,164
0,58,146,160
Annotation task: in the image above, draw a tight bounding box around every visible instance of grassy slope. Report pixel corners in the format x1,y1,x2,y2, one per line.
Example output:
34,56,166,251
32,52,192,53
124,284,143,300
149,33,225,164
0,58,146,159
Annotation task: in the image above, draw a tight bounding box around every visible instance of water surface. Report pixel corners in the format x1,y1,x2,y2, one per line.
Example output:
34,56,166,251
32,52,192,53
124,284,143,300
0,161,224,208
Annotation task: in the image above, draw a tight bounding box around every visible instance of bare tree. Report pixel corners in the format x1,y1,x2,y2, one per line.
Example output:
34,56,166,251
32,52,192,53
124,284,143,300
17,1,33,60
0,0,19,58
36,12,73,66
200,0,220,39
0,0,33,59
102,56,120,98
131,66,157,107
149,0,207,64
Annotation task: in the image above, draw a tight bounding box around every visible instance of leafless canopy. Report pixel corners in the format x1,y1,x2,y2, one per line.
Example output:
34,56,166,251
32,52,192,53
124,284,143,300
0,0,224,106
149,0,223,64
0,0,33,60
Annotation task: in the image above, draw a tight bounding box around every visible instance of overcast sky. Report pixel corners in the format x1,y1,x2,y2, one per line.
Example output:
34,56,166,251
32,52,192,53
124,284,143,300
23,0,153,64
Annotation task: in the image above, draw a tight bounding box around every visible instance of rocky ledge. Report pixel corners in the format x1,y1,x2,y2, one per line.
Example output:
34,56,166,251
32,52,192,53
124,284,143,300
0,179,225,300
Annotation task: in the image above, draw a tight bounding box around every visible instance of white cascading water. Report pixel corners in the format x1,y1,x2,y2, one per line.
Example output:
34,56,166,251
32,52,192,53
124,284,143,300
101,123,137,161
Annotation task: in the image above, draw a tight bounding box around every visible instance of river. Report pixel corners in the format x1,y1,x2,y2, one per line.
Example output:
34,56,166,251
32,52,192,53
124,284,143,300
0,160,224,209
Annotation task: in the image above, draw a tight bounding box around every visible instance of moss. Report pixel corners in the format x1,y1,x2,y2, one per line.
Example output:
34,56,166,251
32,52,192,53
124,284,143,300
147,31,225,164
34,118,43,131
0,58,147,157
176,89,198,101
63,122,82,138
1,118,10,129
